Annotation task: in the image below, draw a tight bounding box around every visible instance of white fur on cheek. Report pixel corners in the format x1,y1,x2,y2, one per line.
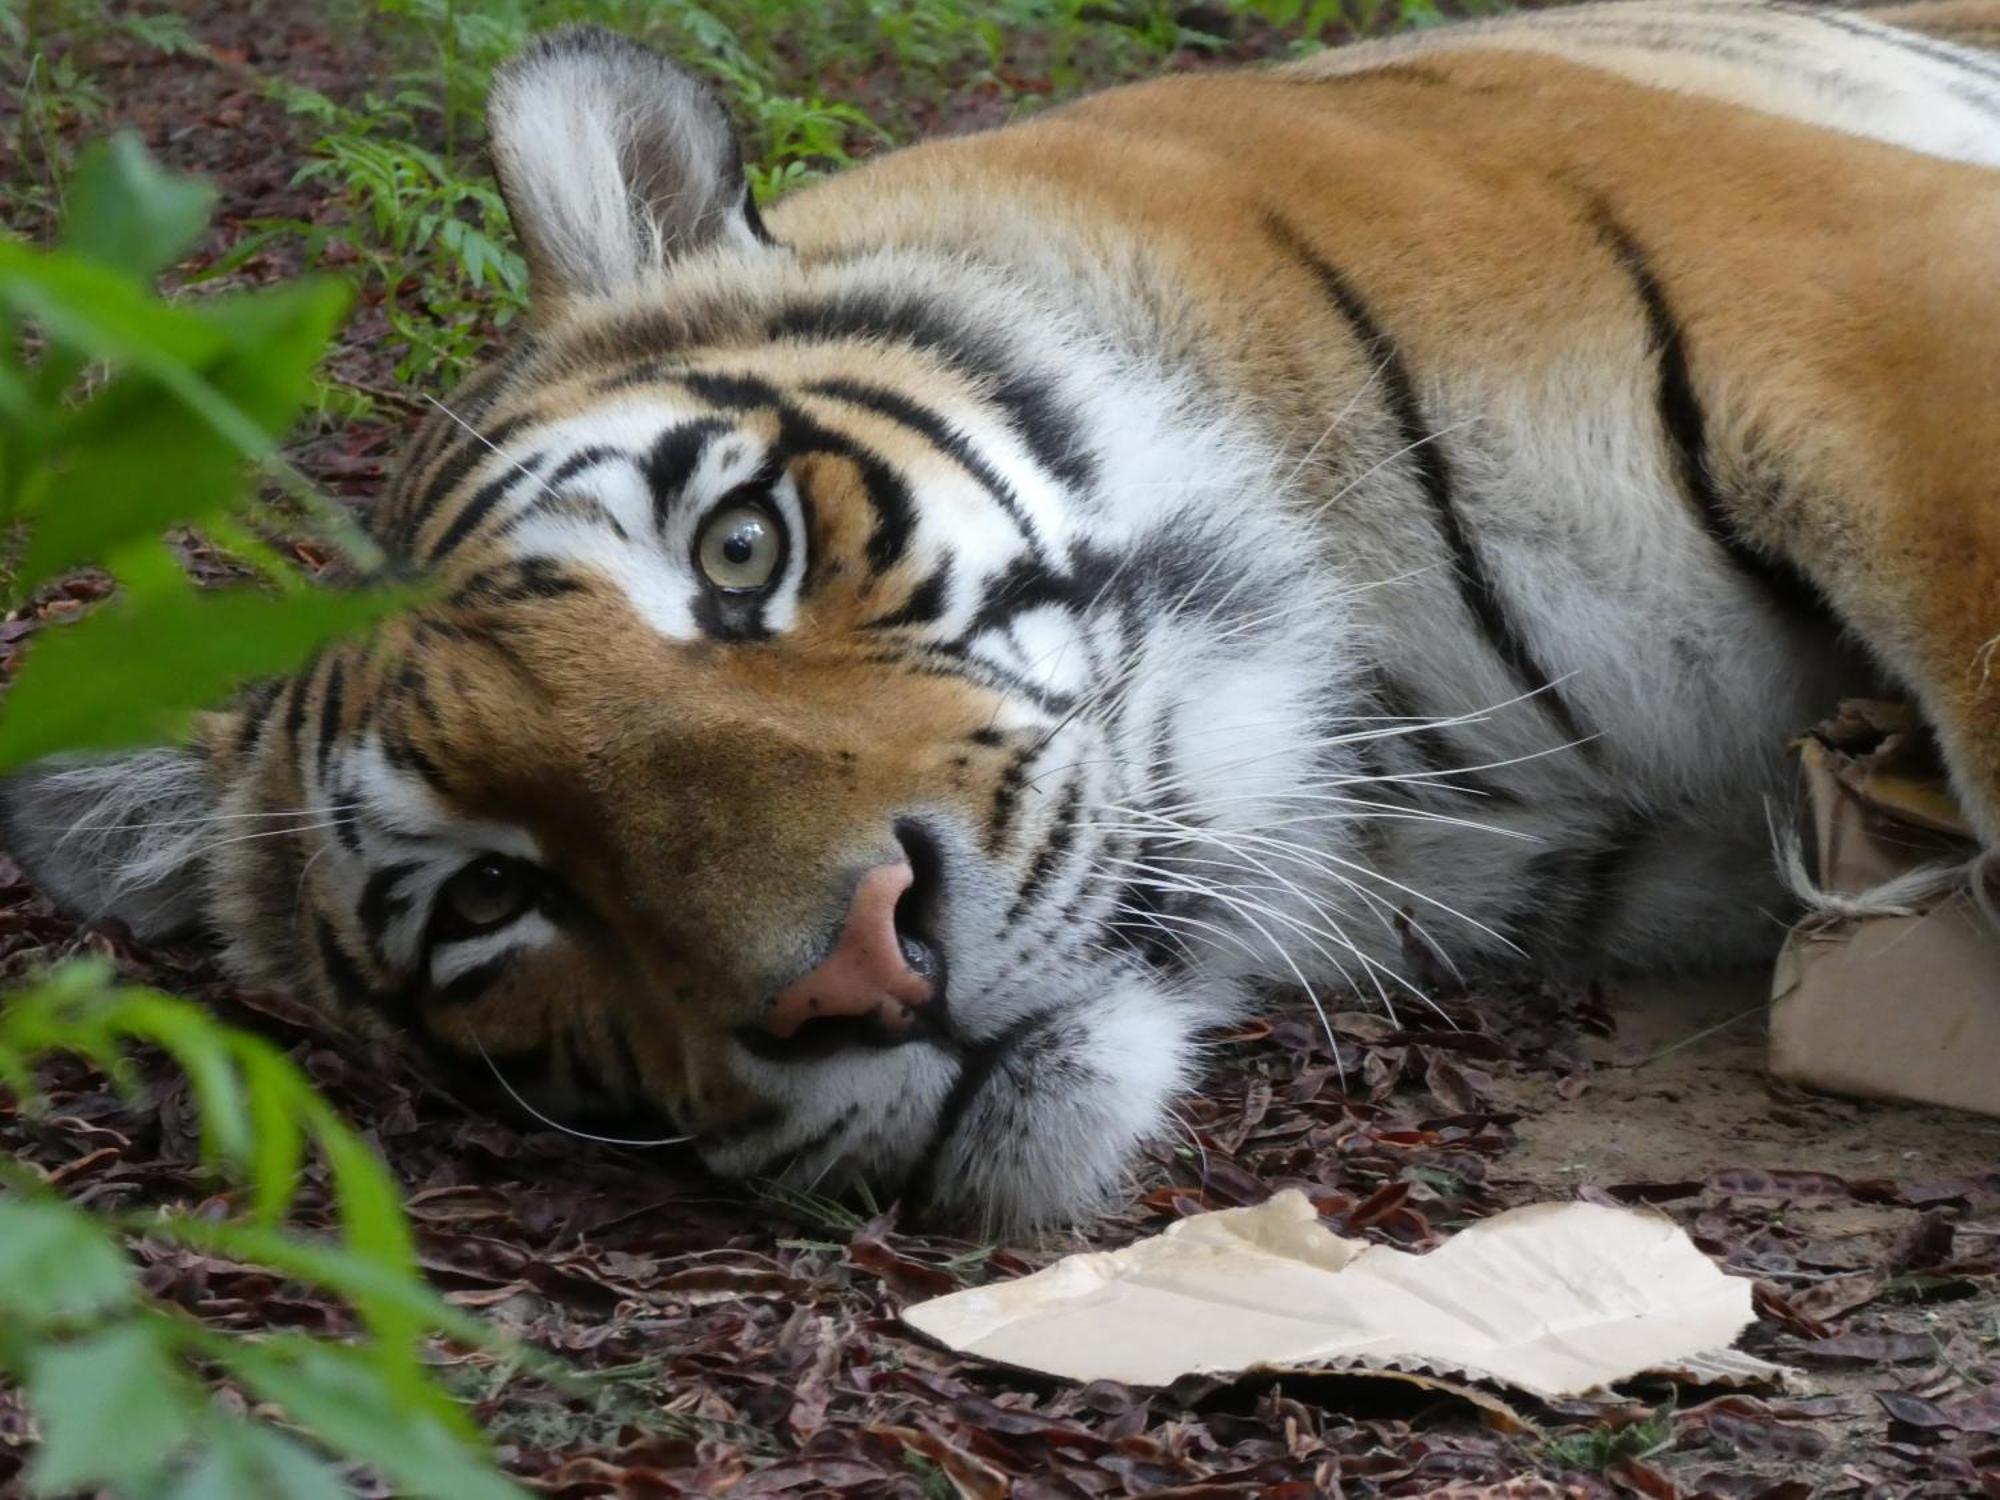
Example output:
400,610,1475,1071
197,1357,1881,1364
431,913,561,986
925,974,1230,1233
0,749,215,940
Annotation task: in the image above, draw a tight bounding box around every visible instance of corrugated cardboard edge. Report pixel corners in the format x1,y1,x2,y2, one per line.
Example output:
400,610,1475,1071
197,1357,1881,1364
1227,1346,1792,1415
898,1310,1790,1435
894,1337,1794,1421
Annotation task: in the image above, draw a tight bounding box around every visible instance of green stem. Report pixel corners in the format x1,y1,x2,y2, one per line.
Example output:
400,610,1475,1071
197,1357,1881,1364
442,0,459,170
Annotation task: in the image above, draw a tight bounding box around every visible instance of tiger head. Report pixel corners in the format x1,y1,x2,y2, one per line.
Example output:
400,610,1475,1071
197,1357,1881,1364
5,28,1357,1229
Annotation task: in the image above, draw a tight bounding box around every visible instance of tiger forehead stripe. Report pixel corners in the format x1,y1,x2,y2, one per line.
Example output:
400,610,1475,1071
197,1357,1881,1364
549,279,1101,498
402,351,1063,598
423,448,553,565
802,377,1049,566
645,365,932,574
764,291,1100,496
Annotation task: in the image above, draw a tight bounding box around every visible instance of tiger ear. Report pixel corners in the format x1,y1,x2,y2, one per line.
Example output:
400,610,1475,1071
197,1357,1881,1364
0,746,220,943
488,25,772,311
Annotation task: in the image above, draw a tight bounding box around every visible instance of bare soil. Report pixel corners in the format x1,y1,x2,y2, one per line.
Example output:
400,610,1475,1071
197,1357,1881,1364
1496,971,2000,1190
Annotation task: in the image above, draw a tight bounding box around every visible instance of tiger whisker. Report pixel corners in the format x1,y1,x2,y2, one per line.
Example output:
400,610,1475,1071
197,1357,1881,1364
179,819,356,859
1096,843,1418,1001
1026,670,1581,790
47,802,363,834
474,1038,694,1148
1304,413,1485,521
1088,801,1521,960
1111,842,1450,997
420,394,570,551
1092,858,1377,1046
1163,1101,1213,1187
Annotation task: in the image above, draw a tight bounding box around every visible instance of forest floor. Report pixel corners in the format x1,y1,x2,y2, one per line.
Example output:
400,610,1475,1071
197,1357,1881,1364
4,3,2000,1496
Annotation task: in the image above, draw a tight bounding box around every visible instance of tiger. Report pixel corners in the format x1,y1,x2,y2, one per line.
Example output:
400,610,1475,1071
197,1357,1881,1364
7,0,1999,1230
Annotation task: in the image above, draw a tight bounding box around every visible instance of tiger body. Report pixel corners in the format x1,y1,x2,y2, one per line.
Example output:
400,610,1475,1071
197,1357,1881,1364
12,1,2000,1227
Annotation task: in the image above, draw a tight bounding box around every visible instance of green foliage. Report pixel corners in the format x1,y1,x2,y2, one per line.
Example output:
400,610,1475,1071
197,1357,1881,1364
9,0,1495,391
206,93,528,387
237,0,1362,389
901,1449,957,1500
12,0,1483,393
0,967,525,1498
1,1,203,222
1536,1400,1675,1473
0,134,403,772
0,136,523,1495
1240,0,1503,33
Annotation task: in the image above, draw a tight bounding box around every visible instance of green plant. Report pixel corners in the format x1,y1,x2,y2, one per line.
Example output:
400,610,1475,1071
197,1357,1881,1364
0,135,530,1495
209,0,1491,396
2,1,203,223
207,86,528,388
0,134,398,763
1536,1400,1675,1474
736,84,884,204
6,35,107,219
221,0,893,389
0,967,523,1497
901,1449,957,1500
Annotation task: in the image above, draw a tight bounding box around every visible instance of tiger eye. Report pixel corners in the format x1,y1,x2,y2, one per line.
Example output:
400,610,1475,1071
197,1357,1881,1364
439,857,535,934
697,501,782,591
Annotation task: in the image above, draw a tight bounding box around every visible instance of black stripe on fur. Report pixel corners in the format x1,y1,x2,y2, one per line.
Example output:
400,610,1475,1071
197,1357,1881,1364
769,292,1099,495
804,377,1049,563
1586,199,1829,621
1263,210,1592,752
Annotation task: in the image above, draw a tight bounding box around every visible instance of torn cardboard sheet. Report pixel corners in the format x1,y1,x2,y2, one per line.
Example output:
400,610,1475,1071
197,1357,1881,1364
904,1190,1783,1400
1770,700,2000,1116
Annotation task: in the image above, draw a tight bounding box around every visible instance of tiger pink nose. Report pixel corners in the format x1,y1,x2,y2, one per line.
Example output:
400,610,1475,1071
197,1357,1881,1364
766,862,935,1038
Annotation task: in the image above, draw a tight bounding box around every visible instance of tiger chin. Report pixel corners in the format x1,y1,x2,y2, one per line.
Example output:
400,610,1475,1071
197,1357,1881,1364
8,1,2000,1233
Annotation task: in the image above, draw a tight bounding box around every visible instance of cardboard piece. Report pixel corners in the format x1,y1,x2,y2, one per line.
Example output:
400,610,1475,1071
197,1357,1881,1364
1769,701,2000,1115
903,1190,1783,1401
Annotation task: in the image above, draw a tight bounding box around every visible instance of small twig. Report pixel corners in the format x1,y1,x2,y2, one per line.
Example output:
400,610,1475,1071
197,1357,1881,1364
1621,1003,1765,1070
326,373,430,415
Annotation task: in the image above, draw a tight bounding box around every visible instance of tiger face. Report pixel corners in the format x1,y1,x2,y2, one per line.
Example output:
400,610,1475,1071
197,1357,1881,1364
7,29,1354,1227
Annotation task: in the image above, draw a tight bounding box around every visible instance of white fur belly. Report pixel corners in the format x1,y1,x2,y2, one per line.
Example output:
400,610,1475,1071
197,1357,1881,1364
1318,375,1872,979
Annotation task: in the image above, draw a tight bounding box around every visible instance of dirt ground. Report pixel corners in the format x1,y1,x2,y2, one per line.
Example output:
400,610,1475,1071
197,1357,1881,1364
1498,972,2000,1190
1488,973,2000,1492
5,2,2000,1496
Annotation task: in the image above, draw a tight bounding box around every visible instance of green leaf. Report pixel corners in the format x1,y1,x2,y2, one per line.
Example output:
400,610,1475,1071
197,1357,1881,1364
27,1322,196,1494
315,1115,417,1275
139,1216,528,1368
0,575,410,773
219,1338,523,1500
16,276,349,585
168,1417,351,1500
0,241,297,466
13,383,239,586
0,239,226,374
311,1117,439,1417
0,1197,134,1326
61,133,216,281
242,1047,307,1226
